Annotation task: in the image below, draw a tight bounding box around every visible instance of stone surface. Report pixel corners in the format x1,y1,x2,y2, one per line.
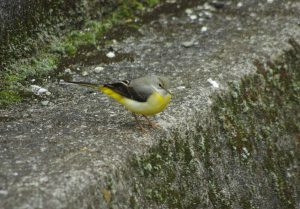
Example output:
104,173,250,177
1,0,300,208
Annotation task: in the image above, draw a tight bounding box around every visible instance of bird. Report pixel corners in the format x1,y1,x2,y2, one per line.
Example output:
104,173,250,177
66,75,171,134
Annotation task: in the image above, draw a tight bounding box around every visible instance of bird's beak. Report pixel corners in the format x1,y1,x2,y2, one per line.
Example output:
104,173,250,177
166,89,171,95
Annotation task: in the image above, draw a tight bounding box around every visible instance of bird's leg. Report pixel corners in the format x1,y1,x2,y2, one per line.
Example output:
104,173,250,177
132,112,151,135
142,115,162,130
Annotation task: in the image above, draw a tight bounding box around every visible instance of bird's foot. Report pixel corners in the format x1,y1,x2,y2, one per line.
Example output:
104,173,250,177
136,126,152,135
143,122,162,130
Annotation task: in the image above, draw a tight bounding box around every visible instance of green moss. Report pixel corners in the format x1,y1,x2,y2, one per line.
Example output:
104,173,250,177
127,38,300,208
2,0,160,108
185,196,200,209
183,142,193,165
127,24,140,29
145,0,159,7
264,157,275,171
0,90,21,107
64,43,77,56
129,195,137,209
166,170,176,183
240,195,252,209
129,133,200,207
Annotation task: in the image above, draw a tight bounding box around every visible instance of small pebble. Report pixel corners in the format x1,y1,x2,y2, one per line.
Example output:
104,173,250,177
207,78,219,88
267,0,274,3
41,101,49,106
82,71,88,76
30,85,41,91
37,88,48,94
237,2,243,7
181,41,194,48
29,85,48,95
201,26,208,32
203,3,216,12
185,8,193,15
106,52,115,58
94,67,104,73
65,68,72,74
190,15,197,20
204,11,213,19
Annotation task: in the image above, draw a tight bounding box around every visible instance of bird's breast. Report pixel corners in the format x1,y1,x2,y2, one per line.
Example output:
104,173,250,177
121,91,171,115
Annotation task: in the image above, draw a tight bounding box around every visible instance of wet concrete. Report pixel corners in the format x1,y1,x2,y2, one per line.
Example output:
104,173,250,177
1,0,300,208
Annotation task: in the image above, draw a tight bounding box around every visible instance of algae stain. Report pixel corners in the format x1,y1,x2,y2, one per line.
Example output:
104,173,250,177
103,189,111,202
127,38,300,208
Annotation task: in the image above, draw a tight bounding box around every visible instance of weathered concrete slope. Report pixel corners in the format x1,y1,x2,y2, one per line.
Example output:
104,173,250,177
1,0,300,208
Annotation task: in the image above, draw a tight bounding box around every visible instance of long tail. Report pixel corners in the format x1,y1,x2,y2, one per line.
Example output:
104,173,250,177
67,81,123,102
67,81,103,91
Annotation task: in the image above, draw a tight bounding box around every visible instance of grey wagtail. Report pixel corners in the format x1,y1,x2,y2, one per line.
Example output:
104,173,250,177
67,76,171,134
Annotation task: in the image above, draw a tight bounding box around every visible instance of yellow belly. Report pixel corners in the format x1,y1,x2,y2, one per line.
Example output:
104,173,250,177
100,87,171,115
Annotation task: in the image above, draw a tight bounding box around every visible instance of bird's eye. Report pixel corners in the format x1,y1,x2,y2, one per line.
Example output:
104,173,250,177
159,83,163,88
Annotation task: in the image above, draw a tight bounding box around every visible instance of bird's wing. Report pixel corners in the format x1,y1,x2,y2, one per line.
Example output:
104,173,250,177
103,80,133,99
127,77,154,102
105,78,153,103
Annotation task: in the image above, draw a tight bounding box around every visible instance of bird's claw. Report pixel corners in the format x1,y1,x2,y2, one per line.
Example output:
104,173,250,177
136,126,152,135
143,122,162,130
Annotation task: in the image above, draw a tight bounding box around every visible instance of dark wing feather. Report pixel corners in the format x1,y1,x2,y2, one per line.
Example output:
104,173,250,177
104,80,148,102
127,86,148,102
103,80,131,98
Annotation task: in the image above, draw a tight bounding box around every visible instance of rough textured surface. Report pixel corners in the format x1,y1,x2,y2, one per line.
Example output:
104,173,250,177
1,0,300,208
128,40,300,208
0,0,119,67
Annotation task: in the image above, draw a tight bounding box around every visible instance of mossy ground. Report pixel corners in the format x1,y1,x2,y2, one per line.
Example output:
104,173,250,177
126,39,300,208
0,0,159,107
0,0,206,108
0,90,21,107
